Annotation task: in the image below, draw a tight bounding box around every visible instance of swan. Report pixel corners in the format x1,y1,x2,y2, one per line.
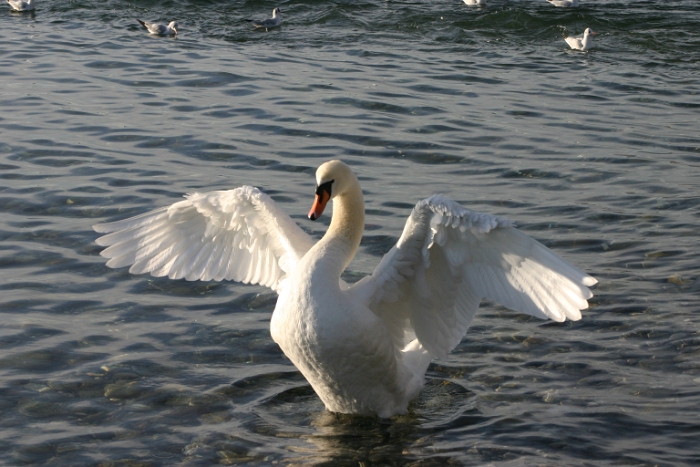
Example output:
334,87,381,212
93,160,596,418
247,7,282,30
6,0,34,11
137,19,178,36
564,28,596,51
547,0,579,7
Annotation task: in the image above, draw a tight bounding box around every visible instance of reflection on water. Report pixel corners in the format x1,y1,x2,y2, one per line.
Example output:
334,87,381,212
1,0,699,465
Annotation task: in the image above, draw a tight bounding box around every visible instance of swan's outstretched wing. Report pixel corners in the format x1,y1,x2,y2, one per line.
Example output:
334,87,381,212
350,195,597,359
93,186,315,292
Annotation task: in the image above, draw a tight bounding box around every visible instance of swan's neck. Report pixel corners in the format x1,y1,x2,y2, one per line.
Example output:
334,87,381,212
318,184,364,276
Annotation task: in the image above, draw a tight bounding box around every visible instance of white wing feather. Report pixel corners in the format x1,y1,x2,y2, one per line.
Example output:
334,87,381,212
93,186,314,292
350,195,596,360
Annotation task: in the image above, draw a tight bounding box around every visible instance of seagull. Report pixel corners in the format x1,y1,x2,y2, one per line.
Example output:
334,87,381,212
93,160,597,418
547,0,579,7
6,0,34,11
247,7,282,30
137,19,178,36
463,0,486,5
565,28,596,51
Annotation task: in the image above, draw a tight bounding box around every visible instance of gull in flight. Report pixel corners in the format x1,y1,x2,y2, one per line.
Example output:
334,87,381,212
137,19,178,36
247,7,282,30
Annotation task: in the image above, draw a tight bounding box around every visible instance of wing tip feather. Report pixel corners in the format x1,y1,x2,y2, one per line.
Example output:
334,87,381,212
583,275,598,287
93,223,109,234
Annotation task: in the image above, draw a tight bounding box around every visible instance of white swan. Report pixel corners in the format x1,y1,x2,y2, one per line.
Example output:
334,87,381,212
565,28,596,51
94,160,596,418
6,0,34,11
137,19,178,36
547,0,579,7
247,7,282,30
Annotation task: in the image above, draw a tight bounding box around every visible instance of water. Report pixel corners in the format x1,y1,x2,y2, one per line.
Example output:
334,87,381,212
1,0,699,465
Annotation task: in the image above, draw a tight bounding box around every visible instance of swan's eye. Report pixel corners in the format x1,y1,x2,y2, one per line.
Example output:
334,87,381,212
315,180,334,198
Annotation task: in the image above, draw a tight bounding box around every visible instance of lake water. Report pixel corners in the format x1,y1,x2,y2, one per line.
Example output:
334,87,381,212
1,0,699,465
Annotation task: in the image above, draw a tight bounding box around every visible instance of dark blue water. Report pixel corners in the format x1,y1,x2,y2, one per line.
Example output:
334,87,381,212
1,0,699,465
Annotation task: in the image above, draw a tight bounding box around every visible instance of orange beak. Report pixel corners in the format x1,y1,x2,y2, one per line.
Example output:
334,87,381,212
308,190,330,220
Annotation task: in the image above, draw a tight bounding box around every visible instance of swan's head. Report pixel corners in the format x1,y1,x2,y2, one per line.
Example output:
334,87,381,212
308,160,356,221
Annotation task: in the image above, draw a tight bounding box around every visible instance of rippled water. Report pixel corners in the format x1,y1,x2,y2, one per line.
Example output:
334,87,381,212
1,0,699,465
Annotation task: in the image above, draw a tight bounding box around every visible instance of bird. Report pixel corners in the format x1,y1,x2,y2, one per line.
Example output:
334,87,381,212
137,19,178,36
547,0,579,6
93,160,597,418
247,7,282,30
564,28,596,51
6,0,34,11
463,0,486,5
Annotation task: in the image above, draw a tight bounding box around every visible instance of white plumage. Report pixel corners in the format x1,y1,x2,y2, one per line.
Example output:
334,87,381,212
95,186,312,289
547,0,579,7
565,28,596,51
137,19,178,36
94,160,596,417
6,0,34,11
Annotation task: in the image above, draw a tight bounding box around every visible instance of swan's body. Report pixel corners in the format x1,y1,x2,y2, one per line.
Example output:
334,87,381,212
248,7,282,29
547,0,579,7
137,19,178,36
94,160,596,418
463,0,486,6
6,0,34,11
565,28,596,51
